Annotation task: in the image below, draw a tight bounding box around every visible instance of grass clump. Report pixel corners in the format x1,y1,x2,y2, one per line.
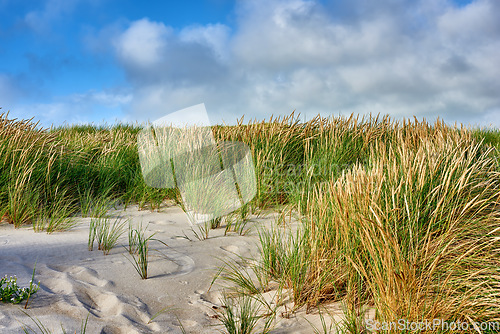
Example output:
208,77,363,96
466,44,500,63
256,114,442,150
214,116,500,331
126,223,168,279
0,111,175,228
294,131,500,322
88,217,127,255
217,295,262,334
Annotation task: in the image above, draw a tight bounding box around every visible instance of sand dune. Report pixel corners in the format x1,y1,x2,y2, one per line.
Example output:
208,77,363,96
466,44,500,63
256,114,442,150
1,205,339,333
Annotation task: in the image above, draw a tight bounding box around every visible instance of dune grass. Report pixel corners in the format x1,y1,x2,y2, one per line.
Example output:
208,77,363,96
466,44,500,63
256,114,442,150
126,222,153,279
88,216,127,255
213,115,500,332
1,110,500,332
126,223,169,279
0,111,176,229
217,294,265,334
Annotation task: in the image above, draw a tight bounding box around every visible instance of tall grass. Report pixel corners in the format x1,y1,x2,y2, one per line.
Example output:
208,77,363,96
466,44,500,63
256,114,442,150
0,112,71,228
296,132,500,319
126,223,168,279
2,109,500,331
0,112,175,228
214,116,500,331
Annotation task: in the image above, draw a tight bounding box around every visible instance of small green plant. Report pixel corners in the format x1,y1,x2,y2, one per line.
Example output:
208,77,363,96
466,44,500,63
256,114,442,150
127,225,151,279
217,295,263,334
126,223,168,279
88,217,127,255
191,221,212,241
0,265,40,305
24,263,39,309
127,221,137,254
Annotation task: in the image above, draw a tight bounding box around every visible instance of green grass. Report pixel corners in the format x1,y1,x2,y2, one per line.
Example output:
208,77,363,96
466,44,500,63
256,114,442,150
88,217,127,255
2,110,500,333
217,295,263,334
126,223,168,279
212,115,500,332
0,112,175,228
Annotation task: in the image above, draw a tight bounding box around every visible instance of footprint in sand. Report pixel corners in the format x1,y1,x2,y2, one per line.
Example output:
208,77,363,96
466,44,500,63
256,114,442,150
90,291,123,317
44,265,156,331
189,289,223,309
69,266,113,288
220,245,239,255
42,270,75,295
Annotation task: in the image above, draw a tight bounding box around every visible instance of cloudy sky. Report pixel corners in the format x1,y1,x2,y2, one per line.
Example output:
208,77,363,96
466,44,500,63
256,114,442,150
0,0,499,128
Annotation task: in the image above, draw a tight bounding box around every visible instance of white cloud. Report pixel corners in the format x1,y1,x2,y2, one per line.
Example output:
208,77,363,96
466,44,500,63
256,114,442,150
6,89,133,127
438,0,500,41
232,0,338,68
113,19,231,87
109,0,500,127
7,0,500,127
71,90,133,107
114,18,171,68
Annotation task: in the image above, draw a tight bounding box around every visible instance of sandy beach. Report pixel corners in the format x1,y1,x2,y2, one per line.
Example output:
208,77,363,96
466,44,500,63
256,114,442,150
3,112,496,333
0,204,339,333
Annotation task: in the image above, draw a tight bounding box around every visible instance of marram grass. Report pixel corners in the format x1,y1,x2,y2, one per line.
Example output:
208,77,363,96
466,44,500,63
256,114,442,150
1,110,500,333
214,115,500,333
0,111,176,229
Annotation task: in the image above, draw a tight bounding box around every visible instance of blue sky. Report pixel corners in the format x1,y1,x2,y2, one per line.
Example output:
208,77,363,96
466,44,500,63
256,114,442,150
1,0,499,128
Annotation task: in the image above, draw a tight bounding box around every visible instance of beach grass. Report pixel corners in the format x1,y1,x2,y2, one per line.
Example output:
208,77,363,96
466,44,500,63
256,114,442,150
217,294,264,334
125,222,169,279
89,216,127,255
0,112,175,229
1,110,500,332
213,115,500,331
126,223,153,279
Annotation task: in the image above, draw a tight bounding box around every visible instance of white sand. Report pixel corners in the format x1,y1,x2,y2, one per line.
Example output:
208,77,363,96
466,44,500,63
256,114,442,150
0,204,343,333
